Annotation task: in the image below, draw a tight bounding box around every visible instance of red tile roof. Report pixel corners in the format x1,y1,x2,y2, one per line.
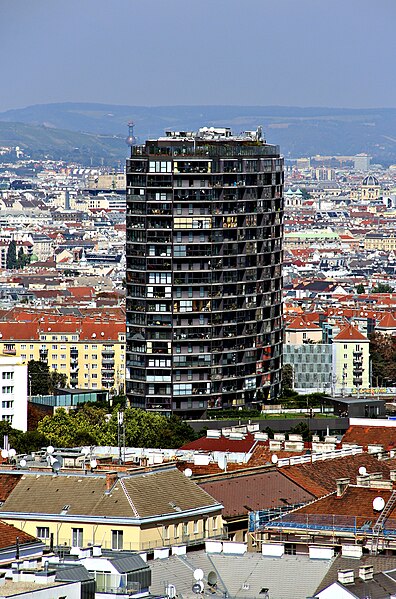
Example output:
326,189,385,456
0,474,21,502
281,453,394,498
377,312,396,329
0,520,37,549
342,425,396,451
295,486,395,522
333,323,368,342
180,433,258,453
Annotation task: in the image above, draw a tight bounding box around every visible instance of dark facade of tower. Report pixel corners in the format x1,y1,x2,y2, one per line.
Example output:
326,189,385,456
126,127,283,418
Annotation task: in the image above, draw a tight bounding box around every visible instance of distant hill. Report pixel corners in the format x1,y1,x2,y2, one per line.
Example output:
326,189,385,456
1,103,396,165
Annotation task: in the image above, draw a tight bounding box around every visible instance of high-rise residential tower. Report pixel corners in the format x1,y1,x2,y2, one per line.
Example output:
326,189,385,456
126,127,283,418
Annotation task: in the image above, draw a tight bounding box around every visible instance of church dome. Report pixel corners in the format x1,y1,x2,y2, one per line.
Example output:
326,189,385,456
362,174,379,186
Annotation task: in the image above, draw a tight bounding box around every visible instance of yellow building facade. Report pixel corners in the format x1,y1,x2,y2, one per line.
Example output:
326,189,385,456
0,468,225,553
333,324,370,392
0,318,126,393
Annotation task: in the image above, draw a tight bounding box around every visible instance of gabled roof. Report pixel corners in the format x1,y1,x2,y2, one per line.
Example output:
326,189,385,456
0,468,221,521
377,311,396,330
286,316,322,331
333,323,368,342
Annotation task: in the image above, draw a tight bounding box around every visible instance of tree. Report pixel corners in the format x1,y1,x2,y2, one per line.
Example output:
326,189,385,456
37,406,197,449
372,283,393,293
369,332,396,386
289,421,312,442
6,240,17,269
282,364,294,391
17,247,30,269
356,283,365,294
28,360,66,396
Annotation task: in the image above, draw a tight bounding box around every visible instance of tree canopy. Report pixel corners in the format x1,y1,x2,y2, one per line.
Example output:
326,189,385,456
370,332,396,386
28,360,67,395
371,283,393,293
37,405,197,449
6,240,17,269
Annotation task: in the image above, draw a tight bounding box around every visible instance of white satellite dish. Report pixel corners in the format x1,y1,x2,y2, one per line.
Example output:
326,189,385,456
184,468,193,478
359,466,367,476
47,446,54,455
193,569,204,581
82,447,90,456
373,496,386,511
8,449,16,458
19,459,27,468
271,454,278,464
52,460,61,473
90,459,97,470
1,450,9,459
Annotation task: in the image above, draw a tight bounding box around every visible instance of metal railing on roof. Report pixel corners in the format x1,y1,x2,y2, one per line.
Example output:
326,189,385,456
262,513,396,537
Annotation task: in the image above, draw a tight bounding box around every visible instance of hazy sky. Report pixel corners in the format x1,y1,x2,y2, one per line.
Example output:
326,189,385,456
1,0,395,111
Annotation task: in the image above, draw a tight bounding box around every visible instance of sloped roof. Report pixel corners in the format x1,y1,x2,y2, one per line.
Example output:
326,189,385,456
199,470,315,517
286,316,322,331
317,555,396,597
180,433,257,453
281,453,394,498
0,468,220,520
333,323,368,342
342,425,396,450
292,486,395,520
110,554,149,573
0,473,22,501
0,520,37,548
377,311,396,329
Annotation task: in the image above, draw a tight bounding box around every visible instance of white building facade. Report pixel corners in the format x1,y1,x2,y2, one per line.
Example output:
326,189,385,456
0,355,28,431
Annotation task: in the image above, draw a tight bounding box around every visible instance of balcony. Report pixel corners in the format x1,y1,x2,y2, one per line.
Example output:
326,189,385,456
140,528,228,551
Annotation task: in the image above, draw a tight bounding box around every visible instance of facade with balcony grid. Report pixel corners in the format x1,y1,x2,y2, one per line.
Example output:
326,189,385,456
126,127,283,417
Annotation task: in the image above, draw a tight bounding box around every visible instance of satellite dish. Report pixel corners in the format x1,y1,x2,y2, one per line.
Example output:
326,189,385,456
47,446,54,455
90,459,97,470
271,454,278,464
208,571,217,587
1,450,9,459
192,581,204,594
52,460,61,473
184,468,193,478
82,447,90,456
193,569,204,582
8,449,16,458
19,459,27,468
359,466,367,476
373,496,386,511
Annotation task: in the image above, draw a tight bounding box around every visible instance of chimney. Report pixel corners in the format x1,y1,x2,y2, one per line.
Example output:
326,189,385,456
338,569,354,585
359,565,374,582
105,472,118,493
336,478,350,497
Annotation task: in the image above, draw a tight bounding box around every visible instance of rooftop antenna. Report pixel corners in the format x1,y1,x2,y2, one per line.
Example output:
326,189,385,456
118,410,125,465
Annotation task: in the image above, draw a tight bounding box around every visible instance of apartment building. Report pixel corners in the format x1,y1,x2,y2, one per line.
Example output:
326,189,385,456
126,126,283,416
0,467,224,553
0,317,126,392
0,355,27,430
